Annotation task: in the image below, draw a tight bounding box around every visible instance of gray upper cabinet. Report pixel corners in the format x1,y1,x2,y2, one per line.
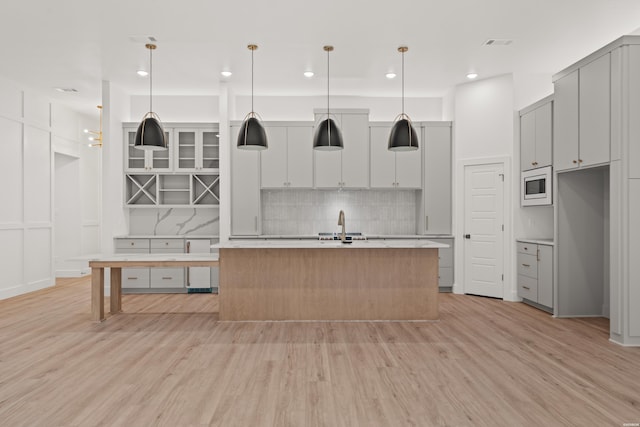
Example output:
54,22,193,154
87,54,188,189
261,124,313,189
520,99,552,171
421,123,452,235
554,53,611,172
314,111,369,188
579,53,611,168
369,124,421,189
554,70,580,171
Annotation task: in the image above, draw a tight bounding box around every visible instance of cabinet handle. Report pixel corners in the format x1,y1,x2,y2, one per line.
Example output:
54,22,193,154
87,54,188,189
573,160,578,164
127,277,137,280
522,263,531,268
130,242,134,246
524,246,528,250
425,216,429,230
522,286,530,290
578,159,583,163
537,249,540,262
162,277,172,280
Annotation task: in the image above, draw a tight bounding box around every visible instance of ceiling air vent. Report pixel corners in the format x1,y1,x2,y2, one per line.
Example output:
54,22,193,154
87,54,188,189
483,39,513,46
129,35,158,43
54,87,78,93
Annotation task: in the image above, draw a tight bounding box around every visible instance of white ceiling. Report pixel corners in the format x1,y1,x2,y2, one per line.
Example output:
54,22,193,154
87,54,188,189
1,0,640,115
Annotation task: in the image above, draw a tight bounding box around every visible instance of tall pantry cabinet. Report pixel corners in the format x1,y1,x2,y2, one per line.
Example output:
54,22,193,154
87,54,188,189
552,35,640,346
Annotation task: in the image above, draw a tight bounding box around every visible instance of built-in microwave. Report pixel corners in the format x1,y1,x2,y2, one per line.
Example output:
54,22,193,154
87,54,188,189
521,166,552,206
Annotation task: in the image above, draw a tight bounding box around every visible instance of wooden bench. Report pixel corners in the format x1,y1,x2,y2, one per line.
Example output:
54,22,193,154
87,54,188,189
88,254,219,321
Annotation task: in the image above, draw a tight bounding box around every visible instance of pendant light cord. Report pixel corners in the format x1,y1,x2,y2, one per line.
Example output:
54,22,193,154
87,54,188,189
327,48,330,116
401,49,405,115
149,46,153,113
251,46,254,113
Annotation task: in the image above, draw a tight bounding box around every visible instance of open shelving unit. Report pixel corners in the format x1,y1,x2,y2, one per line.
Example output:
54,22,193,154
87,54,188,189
125,174,157,205
192,174,220,205
125,173,219,207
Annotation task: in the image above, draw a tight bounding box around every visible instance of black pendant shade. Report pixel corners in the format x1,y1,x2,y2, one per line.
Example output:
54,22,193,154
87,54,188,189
135,114,167,151
313,118,343,151
135,43,167,151
237,115,268,150
237,44,268,150
388,117,418,151
388,46,419,152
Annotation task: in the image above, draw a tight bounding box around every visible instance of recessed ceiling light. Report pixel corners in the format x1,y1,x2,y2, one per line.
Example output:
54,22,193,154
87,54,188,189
385,72,397,79
466,73,478,80
221,71,232,77
137,70,148,77
54,87,78,93
304,71,314,78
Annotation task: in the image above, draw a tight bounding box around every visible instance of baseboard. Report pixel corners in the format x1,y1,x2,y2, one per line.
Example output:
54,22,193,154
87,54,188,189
0,278,55,300
55,269,84,278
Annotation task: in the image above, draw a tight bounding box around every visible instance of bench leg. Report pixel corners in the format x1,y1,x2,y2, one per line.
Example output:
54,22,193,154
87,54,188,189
110,267,122,314
91,267,105,321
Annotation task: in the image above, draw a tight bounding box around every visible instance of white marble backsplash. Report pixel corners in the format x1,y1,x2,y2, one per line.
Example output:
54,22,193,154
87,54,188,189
129,208,219,236
261,189,418,235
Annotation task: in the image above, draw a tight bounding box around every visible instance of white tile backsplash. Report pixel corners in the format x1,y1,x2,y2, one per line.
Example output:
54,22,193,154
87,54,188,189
261,189,418,235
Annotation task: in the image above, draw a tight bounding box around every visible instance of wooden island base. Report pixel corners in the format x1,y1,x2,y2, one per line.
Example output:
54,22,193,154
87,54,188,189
219,247,439,321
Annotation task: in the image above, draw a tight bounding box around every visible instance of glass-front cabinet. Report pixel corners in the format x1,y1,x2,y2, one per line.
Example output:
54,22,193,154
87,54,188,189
124,127,173,172
175,127,219,172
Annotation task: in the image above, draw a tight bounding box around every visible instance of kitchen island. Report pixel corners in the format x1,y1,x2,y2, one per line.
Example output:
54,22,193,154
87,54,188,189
216,239,448,321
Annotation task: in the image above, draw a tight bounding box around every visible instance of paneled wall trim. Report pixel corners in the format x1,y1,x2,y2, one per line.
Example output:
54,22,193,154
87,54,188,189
0,76,101,298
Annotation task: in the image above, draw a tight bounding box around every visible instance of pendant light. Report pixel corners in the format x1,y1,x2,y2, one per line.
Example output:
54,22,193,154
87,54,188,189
388,46,418,151
313,45,343,151
237,44,268,150
134,43,167,151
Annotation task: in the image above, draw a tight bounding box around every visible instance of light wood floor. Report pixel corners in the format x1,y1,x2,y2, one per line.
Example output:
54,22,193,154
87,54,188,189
1,277,639,426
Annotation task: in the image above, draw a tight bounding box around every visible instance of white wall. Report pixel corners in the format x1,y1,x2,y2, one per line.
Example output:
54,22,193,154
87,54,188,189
101,81,129,254
0,75,103,297
129,94,443,123
130,95,219,122
452,74,516,299
454,75,515,160
233,95,442,122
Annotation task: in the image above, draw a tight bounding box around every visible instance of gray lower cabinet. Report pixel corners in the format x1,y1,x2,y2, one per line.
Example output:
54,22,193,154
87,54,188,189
430,238,454,291
517,241,553,312
115,237,217,292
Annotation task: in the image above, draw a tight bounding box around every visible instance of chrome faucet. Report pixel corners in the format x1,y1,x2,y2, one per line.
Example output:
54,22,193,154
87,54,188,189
338,210,346,242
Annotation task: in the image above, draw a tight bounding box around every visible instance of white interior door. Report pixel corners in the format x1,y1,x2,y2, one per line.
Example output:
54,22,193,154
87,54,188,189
463,163,504,298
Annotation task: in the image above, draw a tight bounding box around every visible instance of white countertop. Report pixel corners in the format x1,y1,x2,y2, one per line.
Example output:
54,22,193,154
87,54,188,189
114,235,219,239
229,234,454,240
516,238,555,246
215,239,449,249
75,253,219,262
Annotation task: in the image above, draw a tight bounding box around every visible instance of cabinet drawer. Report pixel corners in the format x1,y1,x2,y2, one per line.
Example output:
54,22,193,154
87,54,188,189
150,268,185,288
150,239,184,250
115,239,150,250
122,268,150,288
438,267,453,286
437,247,453,268
517,253,538,279
518,274,538,301
517,242,538,255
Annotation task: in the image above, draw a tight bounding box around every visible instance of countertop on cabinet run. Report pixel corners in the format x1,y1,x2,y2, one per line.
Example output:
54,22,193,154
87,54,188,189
114,235,220,239
229,234,455,240
215,239,449,249
516,238,554,246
